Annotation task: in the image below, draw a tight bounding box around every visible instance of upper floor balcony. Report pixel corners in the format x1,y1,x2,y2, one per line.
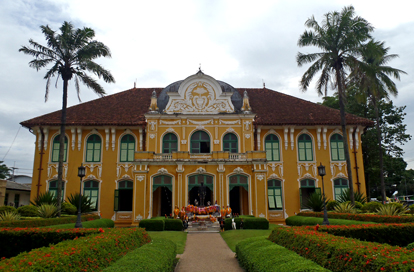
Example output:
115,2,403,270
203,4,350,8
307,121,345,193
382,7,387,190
134,151,266,163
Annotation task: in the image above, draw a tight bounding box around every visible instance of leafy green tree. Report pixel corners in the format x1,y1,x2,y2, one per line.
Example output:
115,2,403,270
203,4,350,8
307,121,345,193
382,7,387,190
19,22,115,215
322,94,411,200
297,6,373,204
349,40,406,203
0,161,11,179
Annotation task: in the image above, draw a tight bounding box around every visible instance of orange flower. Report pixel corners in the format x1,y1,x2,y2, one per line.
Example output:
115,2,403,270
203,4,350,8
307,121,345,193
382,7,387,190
99,228,104,233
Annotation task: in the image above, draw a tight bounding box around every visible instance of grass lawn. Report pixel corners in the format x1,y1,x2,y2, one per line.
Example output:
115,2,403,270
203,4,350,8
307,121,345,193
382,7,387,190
147,231,187,254
286,216,377,226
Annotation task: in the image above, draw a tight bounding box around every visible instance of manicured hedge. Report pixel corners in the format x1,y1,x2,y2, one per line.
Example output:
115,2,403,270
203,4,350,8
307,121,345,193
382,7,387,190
139,219,165,231
0,214,99,228
0,206,16,214
318,223,414,247
224,217,269,230
47,218,114,229
236,236,329,271
0,227,100,258
286,216,377,226
269,226,414,271
0,228,151,271
103,238,177,272
164,219,183,231
16,205,38,217
298,211,414,223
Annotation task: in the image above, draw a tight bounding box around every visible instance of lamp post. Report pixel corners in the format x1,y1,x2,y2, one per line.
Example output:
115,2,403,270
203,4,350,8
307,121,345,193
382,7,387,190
75,164,86,228
317,162,329,225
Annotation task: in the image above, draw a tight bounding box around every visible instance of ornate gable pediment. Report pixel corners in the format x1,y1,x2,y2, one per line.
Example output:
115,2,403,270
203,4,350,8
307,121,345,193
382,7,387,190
164,72,234,114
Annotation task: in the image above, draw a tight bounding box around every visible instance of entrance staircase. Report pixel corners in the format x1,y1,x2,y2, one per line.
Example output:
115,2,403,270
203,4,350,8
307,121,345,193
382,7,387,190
186,220,220,233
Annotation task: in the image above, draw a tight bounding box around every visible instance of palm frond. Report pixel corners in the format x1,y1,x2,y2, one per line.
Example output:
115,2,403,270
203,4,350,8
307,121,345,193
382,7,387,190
76,73,106,96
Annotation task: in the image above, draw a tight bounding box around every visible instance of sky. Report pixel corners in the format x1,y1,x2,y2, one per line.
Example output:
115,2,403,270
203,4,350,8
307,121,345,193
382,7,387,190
0,0,413,177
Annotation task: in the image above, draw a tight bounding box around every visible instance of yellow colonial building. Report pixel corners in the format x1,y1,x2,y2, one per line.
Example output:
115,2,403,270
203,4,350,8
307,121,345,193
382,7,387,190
21,71,371,226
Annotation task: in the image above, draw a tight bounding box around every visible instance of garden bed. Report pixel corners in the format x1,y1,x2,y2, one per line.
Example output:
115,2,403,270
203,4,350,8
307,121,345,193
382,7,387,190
298,211,414,223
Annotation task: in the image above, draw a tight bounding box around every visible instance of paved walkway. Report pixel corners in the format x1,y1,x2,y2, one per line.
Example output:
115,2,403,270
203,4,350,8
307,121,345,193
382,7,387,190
175,233,244,272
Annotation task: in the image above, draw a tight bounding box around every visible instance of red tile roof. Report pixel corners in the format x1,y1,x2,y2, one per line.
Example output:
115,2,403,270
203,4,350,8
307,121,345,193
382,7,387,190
20,87,372,128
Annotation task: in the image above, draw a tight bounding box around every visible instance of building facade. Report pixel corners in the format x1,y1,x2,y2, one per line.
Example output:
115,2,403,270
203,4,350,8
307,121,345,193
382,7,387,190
21,71,371,226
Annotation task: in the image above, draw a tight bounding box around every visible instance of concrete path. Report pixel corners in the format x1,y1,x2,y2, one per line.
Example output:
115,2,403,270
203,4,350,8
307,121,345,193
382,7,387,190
175,233,244,272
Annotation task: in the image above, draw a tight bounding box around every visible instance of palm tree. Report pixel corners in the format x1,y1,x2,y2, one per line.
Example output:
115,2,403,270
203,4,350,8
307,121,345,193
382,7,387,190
19,22,115,215
297,6,373,204
349,40,406,203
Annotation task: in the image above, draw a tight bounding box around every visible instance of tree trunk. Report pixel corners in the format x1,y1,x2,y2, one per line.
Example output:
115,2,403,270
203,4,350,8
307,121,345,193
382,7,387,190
56,79,68,216
373,98,386,203
335,67,355,205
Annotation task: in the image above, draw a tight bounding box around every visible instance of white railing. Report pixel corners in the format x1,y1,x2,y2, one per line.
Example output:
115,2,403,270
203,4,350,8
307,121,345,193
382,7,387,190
154,154,173,160
229,153,247,160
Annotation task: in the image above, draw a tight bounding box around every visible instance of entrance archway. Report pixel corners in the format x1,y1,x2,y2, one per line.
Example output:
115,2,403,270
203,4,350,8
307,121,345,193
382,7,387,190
188,174,214,206
152,175,172,217
229,175,249,215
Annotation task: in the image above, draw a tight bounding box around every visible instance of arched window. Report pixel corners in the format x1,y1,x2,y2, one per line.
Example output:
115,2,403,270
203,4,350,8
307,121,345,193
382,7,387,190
84,180,99,211
299,179,320,209
51,135,68,162
223,133,238,153
298,134,313,161
86,134,101,162
120,134,135,162
268,179,282,210
163,133,178,153
114,180,133,212
190,131,210,153
48,180,64,202
334,178,349,200
265,134,280,161
330,134,345,161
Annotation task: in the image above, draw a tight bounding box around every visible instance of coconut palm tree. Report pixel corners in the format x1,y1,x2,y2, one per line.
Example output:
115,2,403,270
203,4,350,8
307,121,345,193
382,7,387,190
349,40,406,203
297,6,373,204
19,21,115,215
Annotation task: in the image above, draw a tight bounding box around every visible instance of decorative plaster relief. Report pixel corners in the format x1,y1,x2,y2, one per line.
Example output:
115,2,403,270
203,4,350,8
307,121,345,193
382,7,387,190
245,134,251,139
160,120,181,125
181,140,187,144
214,140,220,144
188,119,213,125
149,134,156,139
219,120,240,125
135,214,143,221
166,128,175,133
233,167,244,174
136,175,145,182
157,168,168,174
226,127,235,133
149,121,157,131
196,167,206,174
256,174,264,181
243,121,251,130
196,125,205,130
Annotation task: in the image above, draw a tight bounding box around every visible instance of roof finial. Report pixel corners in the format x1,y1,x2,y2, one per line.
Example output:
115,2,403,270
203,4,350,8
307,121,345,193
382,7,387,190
263,79,265,89
148,89,159,113
196,64,204,75
241,90,252,114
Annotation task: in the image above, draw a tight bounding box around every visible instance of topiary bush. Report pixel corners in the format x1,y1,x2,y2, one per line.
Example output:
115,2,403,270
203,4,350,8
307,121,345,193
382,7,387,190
102,238,177,272
407,242,414,250
61,201,77,215
361,201,383,213
164,219,183,231
139,219,165,231
16,205,38,217
0,206,16,215
236,236,329,271
326,200,338,211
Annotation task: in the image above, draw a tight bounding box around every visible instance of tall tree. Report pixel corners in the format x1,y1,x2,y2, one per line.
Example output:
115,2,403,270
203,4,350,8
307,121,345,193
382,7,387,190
349,40,406,203
0,161,11,179
19,22,115,215
297,6,373,204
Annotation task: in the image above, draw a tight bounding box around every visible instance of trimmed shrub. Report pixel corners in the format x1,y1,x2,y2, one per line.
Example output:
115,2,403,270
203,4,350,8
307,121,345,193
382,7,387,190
47,218,114,229
0,227,100,258
361,201,382,213
377,204,408,216
139,219,165,231
61,202,77,215
67,193,94,213
285,215,377,226
407,242,414,250
224,217,269,230
269,226,414,271
164,219,183,231
236,236,329,271
304,192,326,212
17,205,38,217
30,191,57,206
297,211,414,223
37,204,60,218
318,223,414,247
0,206,16,215
0,228,151,271
103,238,177,272
334,202,356,213
0,214,99,228
326,200,338,211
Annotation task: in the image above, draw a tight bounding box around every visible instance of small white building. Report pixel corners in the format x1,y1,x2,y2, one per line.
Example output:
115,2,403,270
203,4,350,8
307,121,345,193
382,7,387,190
4,181,31,207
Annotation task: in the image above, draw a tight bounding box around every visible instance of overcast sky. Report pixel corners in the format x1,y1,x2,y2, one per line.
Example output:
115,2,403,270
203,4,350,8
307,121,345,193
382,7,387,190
1,0,413,177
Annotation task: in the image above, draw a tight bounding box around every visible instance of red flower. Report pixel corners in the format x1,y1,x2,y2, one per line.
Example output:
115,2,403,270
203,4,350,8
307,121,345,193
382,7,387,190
99,228,104,233
28,262,32,266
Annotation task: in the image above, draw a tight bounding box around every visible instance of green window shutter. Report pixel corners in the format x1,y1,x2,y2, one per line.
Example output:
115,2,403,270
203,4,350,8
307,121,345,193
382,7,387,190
114,190,119,211
315,188,322,195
